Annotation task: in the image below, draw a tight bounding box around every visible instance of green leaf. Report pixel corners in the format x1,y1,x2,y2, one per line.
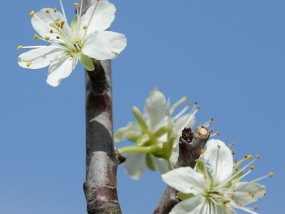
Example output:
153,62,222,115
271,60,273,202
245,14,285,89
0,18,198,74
79,53,95,71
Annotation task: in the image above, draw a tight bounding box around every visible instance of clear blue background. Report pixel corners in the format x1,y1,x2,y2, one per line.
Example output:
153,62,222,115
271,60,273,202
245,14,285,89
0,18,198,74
0,0,283,213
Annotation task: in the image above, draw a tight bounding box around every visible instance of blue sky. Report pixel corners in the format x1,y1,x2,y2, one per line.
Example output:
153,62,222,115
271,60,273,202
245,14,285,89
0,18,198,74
1,0,284,213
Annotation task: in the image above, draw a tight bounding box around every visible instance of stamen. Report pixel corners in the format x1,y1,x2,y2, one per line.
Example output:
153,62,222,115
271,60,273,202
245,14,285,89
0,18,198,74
30,10,35,17
74,2,79,7
33,34,39,40
53,7,57,12
173,103,190,120
170,96,188,115
46,9,50,13
83,25,88,30
26,62,32,67
17,45,23,50
178,102,200,134
210,131,220,138
59,0,67,22
50,30,54,33
203,117,214,128
250,172,273,183
45,36,50,41
231,149,235,155
56,36,60,39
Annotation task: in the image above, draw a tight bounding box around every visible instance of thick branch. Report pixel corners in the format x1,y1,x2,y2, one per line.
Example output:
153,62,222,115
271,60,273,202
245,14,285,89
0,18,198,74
153,126,210,214
84,60,121,214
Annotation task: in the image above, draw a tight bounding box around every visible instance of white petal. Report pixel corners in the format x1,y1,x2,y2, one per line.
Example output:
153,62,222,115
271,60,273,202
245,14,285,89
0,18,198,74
32,8,71,41
18,45,64,69
203,139,233,183
47,55,78,87
80,0,115,37
162,167,207,194
114,122,140,142
173,113,196,133
230,182,266,207
150,156,170,174
125,153,146,180
170,195,209,214
144,89,170,131
82,31,127,60
169,142,179,166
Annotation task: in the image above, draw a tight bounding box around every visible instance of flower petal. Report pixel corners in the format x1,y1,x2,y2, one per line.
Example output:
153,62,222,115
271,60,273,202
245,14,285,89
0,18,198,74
144,89,170,132
18,45,64,69
32,8,71,41
150,156,170,174
203,139,233,183
162,167,207,194
114,122,141,143
82,31,127,60
125,153,146,180
230,182,266,207
46,54,78,87
170,195,210,214
80,0,115,37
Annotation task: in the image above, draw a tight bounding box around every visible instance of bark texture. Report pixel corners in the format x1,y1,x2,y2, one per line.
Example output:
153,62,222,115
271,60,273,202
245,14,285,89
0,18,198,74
153,126,210,214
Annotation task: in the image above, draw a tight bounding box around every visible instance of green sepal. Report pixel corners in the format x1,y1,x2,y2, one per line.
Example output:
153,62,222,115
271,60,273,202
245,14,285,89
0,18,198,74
177,192,195,200
136,134,151,146
79,53,95,71
154,123,172,138
146,154,155,171
133,106,148,133
162,134,177,159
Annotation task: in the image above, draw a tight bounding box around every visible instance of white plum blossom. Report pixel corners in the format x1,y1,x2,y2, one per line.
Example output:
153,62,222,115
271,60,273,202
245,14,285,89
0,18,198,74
162,139,271,214
115,88,199,179
17,0,127,86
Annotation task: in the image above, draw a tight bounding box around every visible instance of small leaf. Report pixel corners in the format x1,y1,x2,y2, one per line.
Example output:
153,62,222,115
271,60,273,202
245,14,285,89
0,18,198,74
79,53,95,71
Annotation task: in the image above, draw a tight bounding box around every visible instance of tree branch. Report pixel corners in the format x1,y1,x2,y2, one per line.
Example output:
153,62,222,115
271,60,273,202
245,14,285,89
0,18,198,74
153,126,210,214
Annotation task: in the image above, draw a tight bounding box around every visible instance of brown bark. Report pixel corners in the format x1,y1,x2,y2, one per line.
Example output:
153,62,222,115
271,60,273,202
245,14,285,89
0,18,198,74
83,60,121,214
153,126,210,214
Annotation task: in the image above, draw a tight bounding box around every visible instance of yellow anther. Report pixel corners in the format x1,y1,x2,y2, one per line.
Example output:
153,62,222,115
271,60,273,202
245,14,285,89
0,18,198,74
74,2,79,7
223,200,230,205
33,34,39,40
244,154,253,159
75,39,81,43
200,149,205,154
56,22,61,27
30,10,35,17
46,9,50,13
231,149,235,155
83,25,88,30
269,172,273,177
45,36,50,41
56,36,60,39
256,154,261,159
70,52,75,57
17,45,23,50
53,7,57,12
250,165,254,170
59,21,65,28
26,62,32,67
